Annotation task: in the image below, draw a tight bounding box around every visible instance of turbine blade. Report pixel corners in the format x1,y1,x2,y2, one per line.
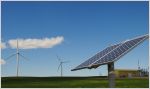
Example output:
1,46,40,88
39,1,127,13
57,63,61,72
5,53,17,61
19,54,29,61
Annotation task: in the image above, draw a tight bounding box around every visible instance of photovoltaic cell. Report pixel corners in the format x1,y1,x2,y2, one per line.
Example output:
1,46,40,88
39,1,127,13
71,34,148,71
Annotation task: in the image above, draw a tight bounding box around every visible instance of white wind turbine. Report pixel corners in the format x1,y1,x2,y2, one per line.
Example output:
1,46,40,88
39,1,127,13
56,55,69,77
5,40,29,77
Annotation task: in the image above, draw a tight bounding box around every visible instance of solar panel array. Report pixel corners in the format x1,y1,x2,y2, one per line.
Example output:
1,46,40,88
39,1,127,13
71,34,148,71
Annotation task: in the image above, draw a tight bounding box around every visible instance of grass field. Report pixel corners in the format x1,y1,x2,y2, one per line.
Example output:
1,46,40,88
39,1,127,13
1,76,149,88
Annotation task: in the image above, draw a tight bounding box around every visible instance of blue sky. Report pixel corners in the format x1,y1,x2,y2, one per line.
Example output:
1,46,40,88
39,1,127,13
1,1,149,77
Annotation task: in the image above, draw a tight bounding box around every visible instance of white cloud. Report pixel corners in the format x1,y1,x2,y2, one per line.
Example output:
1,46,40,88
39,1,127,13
8,36,64,49
0,42,6,49
0,59,6,65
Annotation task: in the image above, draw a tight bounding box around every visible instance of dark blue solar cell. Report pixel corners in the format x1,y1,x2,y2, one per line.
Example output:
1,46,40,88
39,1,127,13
125,42,132,48
132,39,138,44
116,47,123,53
108,53,116,61
94,53,116,65
110,51,116,57
129,40,136,46
119,46,126,52
136,38,142,42
122,43,129,49
113,51,120,58
113,50,119,55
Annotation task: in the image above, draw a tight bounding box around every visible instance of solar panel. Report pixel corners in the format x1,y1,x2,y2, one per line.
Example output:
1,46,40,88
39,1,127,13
71,34,149,71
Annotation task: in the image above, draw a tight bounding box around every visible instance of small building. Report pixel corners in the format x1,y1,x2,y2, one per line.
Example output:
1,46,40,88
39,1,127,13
114,69,140,78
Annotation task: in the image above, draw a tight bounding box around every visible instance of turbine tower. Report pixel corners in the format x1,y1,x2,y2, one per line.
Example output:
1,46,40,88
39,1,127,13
138,59,140,70
138,59,141,77
56,55,69,77
5,40,29,77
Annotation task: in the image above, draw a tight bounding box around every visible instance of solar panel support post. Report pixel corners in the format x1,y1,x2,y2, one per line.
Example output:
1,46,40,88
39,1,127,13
108,62,115,88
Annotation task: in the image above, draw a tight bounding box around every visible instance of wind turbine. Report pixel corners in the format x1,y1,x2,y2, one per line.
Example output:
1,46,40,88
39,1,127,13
5,40,29,77
56,55,69,77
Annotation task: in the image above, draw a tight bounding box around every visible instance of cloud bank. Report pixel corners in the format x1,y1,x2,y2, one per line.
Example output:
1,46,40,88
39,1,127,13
0,59,6,65
8,36,64,49
0,42,6,49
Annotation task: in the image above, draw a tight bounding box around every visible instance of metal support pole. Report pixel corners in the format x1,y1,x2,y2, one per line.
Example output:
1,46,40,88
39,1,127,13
108,62,115,88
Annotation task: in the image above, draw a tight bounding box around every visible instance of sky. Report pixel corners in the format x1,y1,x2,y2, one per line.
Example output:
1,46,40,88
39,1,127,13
1,1,149,77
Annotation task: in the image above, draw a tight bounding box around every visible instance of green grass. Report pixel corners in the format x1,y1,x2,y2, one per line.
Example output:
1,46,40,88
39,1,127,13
1,77,149,88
